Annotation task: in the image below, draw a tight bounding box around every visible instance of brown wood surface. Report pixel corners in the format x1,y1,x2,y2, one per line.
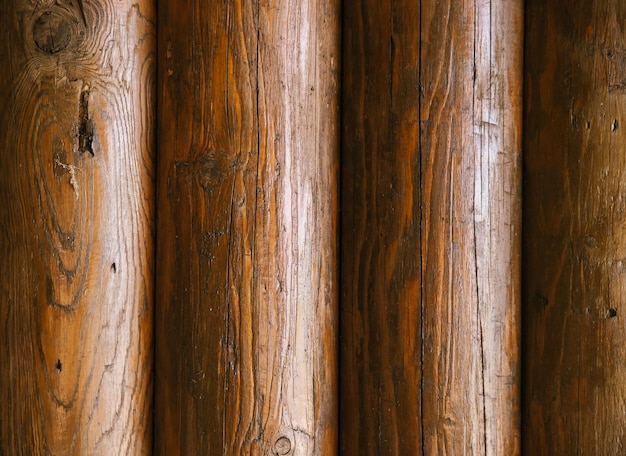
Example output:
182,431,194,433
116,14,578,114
155,1,339,454
0,0,156,454
341,0,523,454
524,1,626,453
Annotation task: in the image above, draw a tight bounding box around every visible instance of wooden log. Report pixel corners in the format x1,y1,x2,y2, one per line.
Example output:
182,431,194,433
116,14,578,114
155,1,339,454
0,0,156,454
340,0,523,453
524,1,626,453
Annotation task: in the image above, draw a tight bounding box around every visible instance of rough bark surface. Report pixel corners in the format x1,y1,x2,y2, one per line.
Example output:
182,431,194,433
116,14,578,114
524,1,626,453
0,0,156,454
155,1,340,454
341,0,523,454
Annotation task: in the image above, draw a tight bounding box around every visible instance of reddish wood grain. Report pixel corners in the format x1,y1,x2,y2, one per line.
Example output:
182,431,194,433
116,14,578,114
524,1,626,453
155,1,339,454
0,0,156,454
341,0,523,453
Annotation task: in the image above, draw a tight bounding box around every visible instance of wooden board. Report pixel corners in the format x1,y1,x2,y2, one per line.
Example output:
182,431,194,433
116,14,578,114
341,0,523,453
155,1,340,454
0,0,156,454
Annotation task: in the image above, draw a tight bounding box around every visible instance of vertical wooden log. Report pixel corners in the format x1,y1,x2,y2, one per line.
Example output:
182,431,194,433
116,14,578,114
340,1,422,452
0,0,155,454
341,0,523,454
155,1,339,454
420,1,523,453
524,1,626,453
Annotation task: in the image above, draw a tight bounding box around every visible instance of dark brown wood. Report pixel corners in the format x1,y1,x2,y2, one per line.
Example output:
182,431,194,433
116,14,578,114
155,1,339,454
341,0,523,453
340,1,422,453
0,0,156,454
524,1,626,453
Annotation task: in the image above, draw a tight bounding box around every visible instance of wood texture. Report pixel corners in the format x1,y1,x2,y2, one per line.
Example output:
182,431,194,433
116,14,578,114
155,1,339,454
524,1,626,453
341,0,523,453
0,0,156,454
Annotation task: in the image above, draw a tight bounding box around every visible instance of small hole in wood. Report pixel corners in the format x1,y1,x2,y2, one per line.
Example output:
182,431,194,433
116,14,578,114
111,263,116,273
274,436,292,455
55,359,62,372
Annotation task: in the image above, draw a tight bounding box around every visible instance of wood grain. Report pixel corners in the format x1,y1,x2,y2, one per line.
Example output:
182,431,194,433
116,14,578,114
341,0,523,454
0,0,155,454
155,1,339,454
524,1,626,453
340,0,422,453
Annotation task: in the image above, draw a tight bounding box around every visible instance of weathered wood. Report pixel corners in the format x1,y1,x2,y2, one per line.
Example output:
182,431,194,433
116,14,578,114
0,0,156,454
341,0,523,453
421,2,523,453
524,1,626,453
155,1,339,454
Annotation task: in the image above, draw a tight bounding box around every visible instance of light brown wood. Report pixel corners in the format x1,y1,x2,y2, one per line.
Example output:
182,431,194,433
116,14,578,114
341,0,523,453
155,1,339,454
0,0,155,454
524,1,626,453
421,1,523,453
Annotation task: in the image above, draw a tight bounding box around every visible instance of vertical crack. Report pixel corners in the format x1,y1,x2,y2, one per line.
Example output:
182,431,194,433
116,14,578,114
223,4,232,451
472,0,489,453
418,0,425,453
70,0,87,28
78,84,94,156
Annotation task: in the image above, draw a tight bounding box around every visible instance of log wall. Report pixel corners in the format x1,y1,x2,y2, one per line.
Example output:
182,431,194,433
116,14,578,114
4,0,626,454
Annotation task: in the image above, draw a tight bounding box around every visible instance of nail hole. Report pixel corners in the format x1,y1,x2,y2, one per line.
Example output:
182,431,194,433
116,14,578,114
55,359,62,372
607,307,618,319
111,263,116,273
533,292,548,310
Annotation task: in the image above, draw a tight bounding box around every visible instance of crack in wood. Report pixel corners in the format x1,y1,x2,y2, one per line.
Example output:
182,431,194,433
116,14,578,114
78,84,94,156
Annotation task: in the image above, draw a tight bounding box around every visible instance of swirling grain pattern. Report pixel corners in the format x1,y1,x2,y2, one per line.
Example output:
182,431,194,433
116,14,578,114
0,0,155,454
155,0,339,454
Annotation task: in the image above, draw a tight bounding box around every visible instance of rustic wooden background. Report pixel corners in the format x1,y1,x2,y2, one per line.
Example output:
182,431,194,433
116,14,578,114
0,0,622,454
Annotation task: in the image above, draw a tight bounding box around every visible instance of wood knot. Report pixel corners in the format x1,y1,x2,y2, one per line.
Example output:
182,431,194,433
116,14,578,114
197,151,227,191
33,11,72,54
273,436,292,455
